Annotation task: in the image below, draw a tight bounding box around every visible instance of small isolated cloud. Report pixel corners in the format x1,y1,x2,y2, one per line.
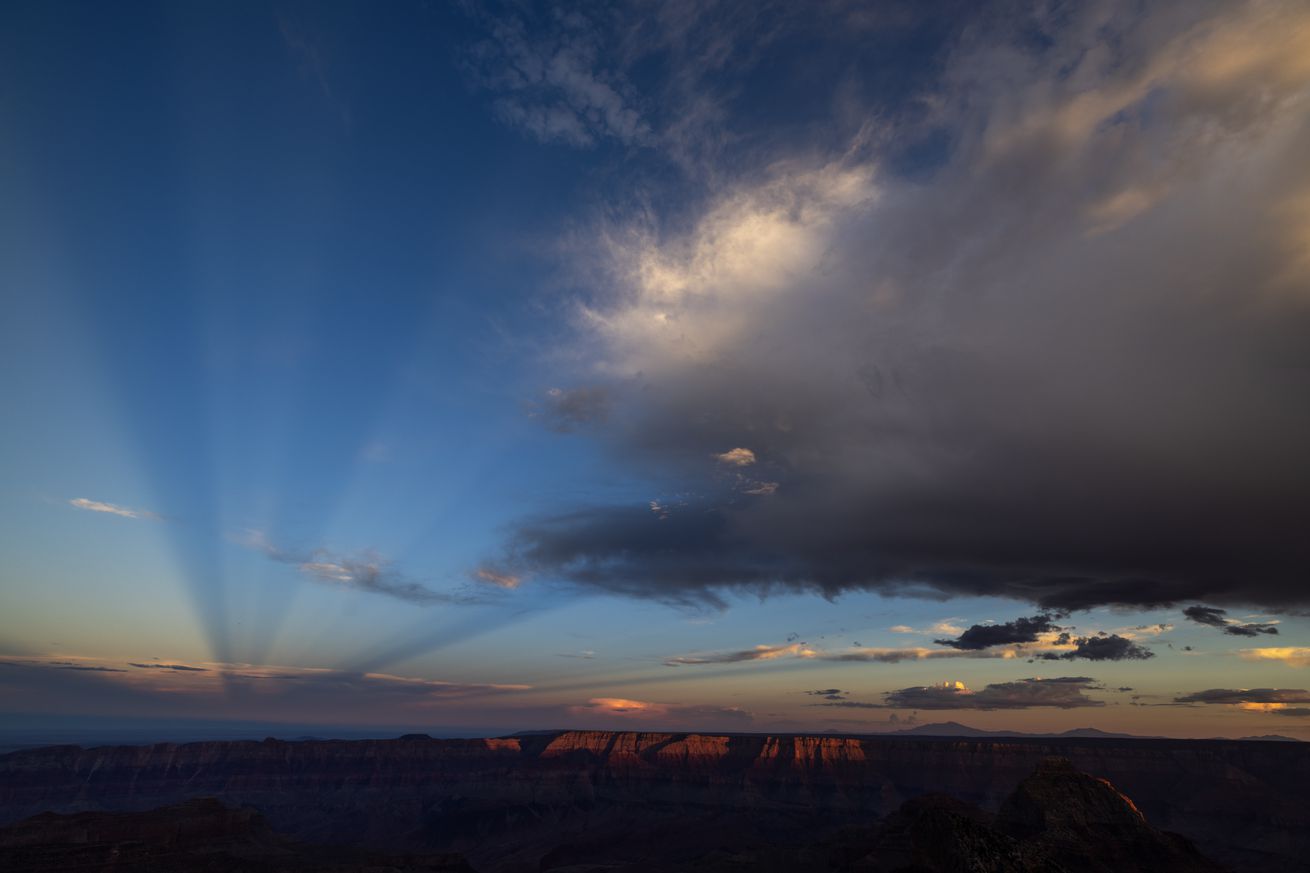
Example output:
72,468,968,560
804,688,848,701
1174,688,1310,716
935,613,1064,650
474,567,521,589
586,697,653,713
68,498,158,521
889,625,915,634
1035,633,1154,662
572,697,752,724
885,677,1105,710
1183,605,1279,637
536,386,612,432
557,650,596,660
1240,647,1310,668
715,447,757,467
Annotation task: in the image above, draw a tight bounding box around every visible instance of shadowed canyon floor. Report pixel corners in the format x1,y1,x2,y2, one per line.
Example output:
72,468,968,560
1,731,1305,871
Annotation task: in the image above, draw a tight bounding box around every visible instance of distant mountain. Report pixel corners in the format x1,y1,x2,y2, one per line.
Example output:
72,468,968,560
892,722,1150,739
894,721,1006,737
1237,735,1302,743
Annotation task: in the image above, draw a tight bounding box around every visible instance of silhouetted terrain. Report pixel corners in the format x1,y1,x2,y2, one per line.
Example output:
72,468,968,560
0,797,474,872
2,731,1305,871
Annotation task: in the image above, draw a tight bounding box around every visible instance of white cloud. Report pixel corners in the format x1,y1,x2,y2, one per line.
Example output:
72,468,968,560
474,567,522,589
715,447,757,466
1240,647,1310,668
68,498,158,521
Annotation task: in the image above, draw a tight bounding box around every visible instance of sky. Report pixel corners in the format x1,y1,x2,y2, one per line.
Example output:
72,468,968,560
2,0,1310,741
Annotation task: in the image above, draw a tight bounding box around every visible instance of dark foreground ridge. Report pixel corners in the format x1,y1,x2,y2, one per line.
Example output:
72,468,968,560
1,730,1304,871
0,757,1219,873
0,797,474,872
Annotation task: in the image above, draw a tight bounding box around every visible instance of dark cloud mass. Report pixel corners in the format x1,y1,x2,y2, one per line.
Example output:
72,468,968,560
498,0,1310,613
1037,634,1154,662
935,613,1062,650
884,677,1104,710
1173,689,1310,717
805,689,847,700
535,386,612,433
1183,605,1280,637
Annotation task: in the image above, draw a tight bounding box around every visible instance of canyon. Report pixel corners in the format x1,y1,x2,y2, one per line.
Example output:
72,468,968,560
1,730,1306,871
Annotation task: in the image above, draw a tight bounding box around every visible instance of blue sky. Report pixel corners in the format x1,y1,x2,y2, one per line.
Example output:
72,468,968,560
3,0,1310,739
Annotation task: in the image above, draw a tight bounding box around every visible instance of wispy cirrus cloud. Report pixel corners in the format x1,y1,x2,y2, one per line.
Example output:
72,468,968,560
0,653,531,703
68,498,159,521
664,641,1012,667
664,642,813,665
233,529,485,606
463,9,651,149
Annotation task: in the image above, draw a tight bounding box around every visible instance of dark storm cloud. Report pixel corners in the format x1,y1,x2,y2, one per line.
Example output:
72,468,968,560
1036,634,1154,662
1183,606,1229,628
1183,605,1280,637
885,677,1104,711
495,1,1310,613
935,613,1063,650
1224,624,1281,638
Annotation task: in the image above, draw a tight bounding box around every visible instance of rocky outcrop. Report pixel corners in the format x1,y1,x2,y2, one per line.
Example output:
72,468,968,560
0,796,476,872
0,732,1301,871
853,758,1223,872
